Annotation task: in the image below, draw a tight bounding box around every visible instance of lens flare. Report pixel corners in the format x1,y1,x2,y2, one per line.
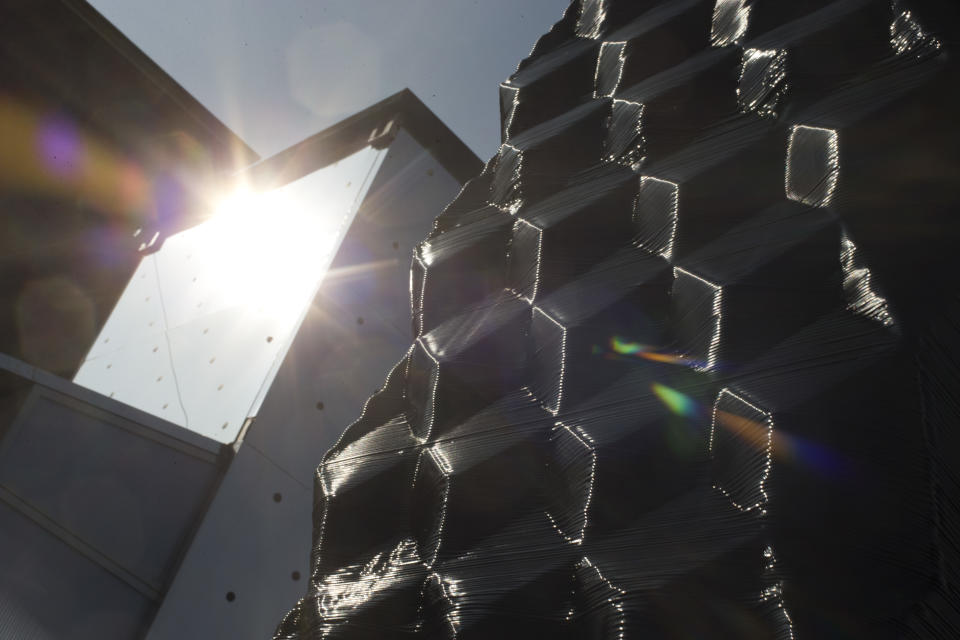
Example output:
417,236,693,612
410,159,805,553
651,382,700,418
714,408,769,450
608,336,702,367
611,336,650,356
0,96,150,221
198,186,339,321
714,406,853,478
38,115,82,177
649,382,854,479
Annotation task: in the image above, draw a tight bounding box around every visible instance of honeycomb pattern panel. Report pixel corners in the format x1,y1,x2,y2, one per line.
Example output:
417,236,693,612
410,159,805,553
276,1,960,638
412,203,513,335
503,165,638,300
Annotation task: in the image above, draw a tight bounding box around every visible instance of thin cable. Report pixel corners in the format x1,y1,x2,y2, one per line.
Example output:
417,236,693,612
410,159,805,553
151,255,190,427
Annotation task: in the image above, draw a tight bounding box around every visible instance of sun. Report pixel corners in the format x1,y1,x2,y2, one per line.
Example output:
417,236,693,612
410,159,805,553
200,186,338,322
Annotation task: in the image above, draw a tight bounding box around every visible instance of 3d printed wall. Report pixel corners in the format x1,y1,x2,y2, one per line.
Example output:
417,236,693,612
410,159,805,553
276,1,960,637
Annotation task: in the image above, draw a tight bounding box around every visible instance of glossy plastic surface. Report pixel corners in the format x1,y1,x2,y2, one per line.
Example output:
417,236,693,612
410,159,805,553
277,1,960,638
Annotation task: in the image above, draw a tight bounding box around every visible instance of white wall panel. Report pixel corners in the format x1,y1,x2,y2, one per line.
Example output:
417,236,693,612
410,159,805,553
75,146,387,443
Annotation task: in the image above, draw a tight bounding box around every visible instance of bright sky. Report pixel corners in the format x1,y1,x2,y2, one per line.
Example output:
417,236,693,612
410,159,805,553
88,0,571,162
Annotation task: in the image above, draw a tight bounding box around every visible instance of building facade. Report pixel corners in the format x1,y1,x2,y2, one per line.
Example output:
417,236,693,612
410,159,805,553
0,2,479,638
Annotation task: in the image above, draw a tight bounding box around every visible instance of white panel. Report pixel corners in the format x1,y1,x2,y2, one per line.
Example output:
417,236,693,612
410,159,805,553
83,258,168,361
149,131,466,640
143,446,313,640
163,310,289,440
248,129,464,485
74,146,387,443
74,336,188,425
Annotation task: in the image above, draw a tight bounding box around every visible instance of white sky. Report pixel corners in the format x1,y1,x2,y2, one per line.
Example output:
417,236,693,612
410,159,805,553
88,0,571,162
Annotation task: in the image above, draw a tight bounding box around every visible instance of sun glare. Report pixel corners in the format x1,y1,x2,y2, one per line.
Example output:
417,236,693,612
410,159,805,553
199,186,337,321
